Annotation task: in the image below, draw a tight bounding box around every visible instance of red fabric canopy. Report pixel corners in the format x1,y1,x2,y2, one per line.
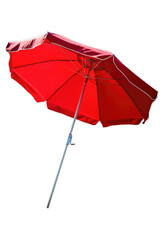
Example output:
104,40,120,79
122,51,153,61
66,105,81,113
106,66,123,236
6,32,158,127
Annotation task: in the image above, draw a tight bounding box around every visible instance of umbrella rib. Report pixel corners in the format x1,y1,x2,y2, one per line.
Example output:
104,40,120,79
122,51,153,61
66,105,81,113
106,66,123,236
88,55,113,76
44,41,111,61
83,56,91,75
112,55,156,101
93,70,101,121
89,59,102,74
64,66,84,77
96,67,126,81
88,77,112,85
12,59,78,69
89,77,114,80
85,57,87,75
60,47,85,77
88,74,120,86
88,78,120,86
82,56,93,75
47,67,84,100
81,56,86,76
97,66,145,120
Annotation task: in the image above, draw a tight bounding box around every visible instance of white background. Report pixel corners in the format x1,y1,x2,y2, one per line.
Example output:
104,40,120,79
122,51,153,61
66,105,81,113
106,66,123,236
0,0,160,239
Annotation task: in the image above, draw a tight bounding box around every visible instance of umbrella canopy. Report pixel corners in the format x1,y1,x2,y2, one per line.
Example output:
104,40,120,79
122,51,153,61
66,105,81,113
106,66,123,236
6,32,158,208
6,32,157,127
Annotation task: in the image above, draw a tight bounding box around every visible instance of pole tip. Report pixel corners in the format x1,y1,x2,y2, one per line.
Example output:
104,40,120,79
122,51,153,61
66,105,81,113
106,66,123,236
46,202,50,208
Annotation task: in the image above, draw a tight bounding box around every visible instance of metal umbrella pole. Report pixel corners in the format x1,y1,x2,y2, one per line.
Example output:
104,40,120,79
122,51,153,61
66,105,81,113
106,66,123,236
47,61,93,208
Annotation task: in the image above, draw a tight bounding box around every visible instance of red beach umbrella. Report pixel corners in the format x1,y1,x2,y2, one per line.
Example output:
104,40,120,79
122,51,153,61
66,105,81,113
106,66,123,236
6,32,158,207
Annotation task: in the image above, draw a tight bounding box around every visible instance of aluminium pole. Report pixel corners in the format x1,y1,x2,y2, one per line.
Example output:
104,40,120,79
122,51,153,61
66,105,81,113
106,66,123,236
47,61,93,208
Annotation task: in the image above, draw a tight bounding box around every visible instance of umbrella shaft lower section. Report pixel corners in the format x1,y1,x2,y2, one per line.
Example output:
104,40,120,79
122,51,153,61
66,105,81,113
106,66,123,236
47,77,89,208
46,143,69,208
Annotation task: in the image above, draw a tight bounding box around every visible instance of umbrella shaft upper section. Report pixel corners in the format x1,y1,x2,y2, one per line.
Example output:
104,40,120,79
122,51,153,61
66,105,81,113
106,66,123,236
69,60,94,135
